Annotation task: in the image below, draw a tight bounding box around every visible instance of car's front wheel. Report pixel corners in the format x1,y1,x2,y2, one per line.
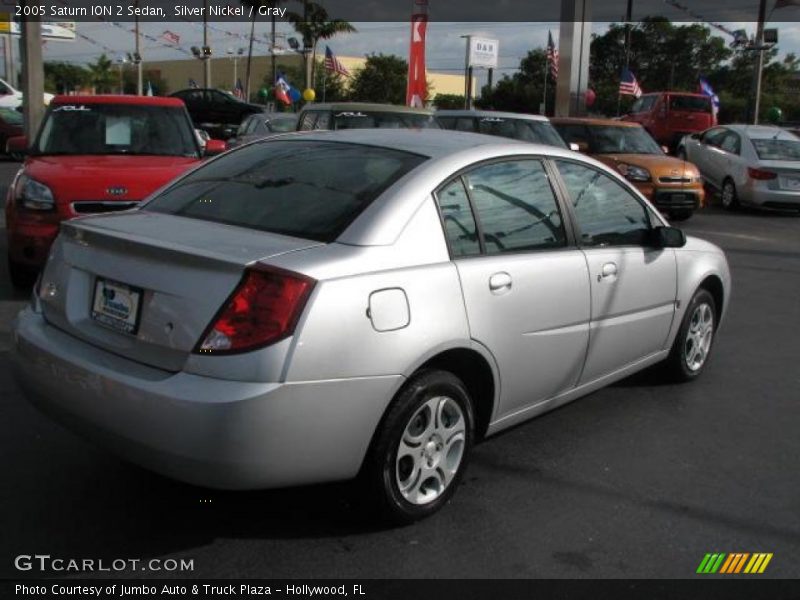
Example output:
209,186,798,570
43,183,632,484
364,369,474,524
664,288,717,382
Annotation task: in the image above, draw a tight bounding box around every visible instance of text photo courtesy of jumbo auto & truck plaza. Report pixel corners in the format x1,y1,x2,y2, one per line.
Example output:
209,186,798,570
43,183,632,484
2,0,800,598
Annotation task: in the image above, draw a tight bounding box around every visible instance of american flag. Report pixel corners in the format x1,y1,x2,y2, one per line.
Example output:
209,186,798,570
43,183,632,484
619,67,642,98
233,78,245,100
546,31,559,79
162,30,180,45
324,46,350,77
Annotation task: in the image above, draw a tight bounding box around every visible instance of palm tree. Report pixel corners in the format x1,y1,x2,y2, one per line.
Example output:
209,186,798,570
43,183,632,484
287,1,356,91
87,54,116,94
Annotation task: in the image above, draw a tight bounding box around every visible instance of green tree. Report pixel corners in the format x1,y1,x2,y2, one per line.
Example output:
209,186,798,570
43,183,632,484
44,62,90,94
286,1,356,90
477,49,552,114
348,53,411,105
87,54,116,94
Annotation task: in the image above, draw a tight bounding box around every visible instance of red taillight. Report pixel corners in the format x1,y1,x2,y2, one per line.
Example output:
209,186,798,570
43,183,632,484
195,265,315,354
748,167,777,180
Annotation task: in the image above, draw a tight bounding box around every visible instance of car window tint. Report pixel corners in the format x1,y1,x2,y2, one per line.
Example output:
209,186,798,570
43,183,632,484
454,118,475,132
269,116,297,132
631,95,656,113
236,117,251,136
555,124,589,147
464,160,566,254
555,160,651,247
298,111,317,130
436,178,480,257
719,132,740,155
314,111,331,130
144,140,426,243
702,128,726,147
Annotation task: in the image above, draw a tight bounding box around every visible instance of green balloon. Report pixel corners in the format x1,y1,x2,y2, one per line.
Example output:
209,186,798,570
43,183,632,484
258,87,269,98
766,106,783,123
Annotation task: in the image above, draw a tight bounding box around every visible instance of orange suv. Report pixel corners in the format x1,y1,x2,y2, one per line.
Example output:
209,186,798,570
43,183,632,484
552,117,705,221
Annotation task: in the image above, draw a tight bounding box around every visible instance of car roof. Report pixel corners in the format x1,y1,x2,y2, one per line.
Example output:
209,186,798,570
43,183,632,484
278,128,537,158
550,117,642,128
300,102,434,115
721,124,799,140
641,91,709,98
435,110,550,122
52,95,185,107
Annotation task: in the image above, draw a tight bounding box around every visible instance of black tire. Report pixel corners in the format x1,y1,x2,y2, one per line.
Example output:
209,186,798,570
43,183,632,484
721,178,739,211
8,257,38,290
663,288,717,382
362,369,475,525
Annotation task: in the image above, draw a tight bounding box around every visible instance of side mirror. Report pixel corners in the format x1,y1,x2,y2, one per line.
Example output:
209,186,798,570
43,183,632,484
6,135,28,156
662,145,670,154
690,132,701,140
204,139,227,156
569,142,580,152
651,226,686,248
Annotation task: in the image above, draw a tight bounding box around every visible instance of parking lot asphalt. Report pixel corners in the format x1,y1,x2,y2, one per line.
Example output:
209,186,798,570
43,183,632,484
1,158,798,579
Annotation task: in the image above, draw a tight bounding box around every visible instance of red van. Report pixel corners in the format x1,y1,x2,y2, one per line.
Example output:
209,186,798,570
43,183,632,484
5,95,225,287
622,92,716,152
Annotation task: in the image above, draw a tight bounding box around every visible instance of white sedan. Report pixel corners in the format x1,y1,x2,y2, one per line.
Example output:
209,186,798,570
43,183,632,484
678,124,800,212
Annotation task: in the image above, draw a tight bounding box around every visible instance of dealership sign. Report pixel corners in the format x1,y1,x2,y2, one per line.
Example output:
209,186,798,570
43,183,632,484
0,15,76,41
467,37,499,69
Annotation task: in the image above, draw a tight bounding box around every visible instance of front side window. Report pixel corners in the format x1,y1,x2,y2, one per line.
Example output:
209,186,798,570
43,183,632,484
555,160,651,247
35,103,199,157
436,178,481,257
144,140,427,243
631,95,656,113
464,160,566,254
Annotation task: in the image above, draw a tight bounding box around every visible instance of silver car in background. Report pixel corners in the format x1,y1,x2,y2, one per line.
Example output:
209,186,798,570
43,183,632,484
679,124,800,212
436,109,568,149
13,130,731,523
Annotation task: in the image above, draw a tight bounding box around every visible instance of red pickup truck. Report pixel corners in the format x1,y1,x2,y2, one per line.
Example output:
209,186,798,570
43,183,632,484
622,92,716,152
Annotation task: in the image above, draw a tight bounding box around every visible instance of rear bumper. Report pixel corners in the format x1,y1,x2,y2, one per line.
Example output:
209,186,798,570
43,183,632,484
12,307,401,489
740,184,800,209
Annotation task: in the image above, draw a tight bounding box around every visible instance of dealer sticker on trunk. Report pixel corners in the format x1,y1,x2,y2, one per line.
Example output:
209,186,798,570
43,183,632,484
91,278,143,335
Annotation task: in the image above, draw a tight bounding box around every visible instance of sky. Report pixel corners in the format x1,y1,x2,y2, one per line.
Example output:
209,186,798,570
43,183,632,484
24,20,800,88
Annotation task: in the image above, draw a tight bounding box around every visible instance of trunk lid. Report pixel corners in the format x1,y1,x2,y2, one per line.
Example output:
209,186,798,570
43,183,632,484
39,211,323,371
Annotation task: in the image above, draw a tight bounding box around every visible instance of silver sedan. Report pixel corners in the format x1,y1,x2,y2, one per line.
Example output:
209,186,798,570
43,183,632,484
679,124,800,212
13,129,731,523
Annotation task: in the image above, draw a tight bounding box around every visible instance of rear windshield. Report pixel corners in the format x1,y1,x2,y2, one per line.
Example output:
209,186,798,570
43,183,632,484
669,96,711,112
333,111,439,130
476,117,567,148
751,138,800,161
34,103,199,157
143,140,427,242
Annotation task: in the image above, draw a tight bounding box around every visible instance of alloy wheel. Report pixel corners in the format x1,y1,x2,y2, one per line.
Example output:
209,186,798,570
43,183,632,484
684,302,714,372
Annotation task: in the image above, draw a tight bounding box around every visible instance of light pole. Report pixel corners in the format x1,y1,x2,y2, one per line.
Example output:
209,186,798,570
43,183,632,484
134,0,142,95
203,0,211,88
461,35,472,109
116,56,128,94
751,0,767,124
227,47,244,88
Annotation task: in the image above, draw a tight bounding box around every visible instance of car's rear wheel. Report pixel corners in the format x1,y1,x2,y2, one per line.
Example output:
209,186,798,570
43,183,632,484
721,178,739,211
363,369,474,524
8,257,37,289
664,288,717,382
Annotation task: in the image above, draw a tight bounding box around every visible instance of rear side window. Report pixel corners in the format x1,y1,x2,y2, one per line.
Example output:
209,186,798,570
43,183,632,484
298,111,317,130
669,95,711,112
631,96,656,113
144,140,426,242
464,160,566,253
436,178,480,257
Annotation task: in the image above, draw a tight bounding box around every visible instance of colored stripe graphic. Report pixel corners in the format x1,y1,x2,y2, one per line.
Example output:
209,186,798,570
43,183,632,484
699,552,773,574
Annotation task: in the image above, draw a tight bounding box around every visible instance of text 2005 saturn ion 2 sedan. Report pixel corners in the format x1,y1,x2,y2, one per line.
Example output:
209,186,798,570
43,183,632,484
13,129,731,523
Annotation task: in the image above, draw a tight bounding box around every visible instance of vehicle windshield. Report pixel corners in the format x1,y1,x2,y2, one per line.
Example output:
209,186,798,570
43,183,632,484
587,125,663,155
751,138,800,161
267,116,298,132
34,103,199,157
669,96,711,112
333,111,439,130
477,117,567,148
0,107,22,125
144,140,427,242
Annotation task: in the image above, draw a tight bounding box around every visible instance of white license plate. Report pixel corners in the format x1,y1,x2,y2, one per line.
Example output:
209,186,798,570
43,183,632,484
91,278,142,335
780,176,800,190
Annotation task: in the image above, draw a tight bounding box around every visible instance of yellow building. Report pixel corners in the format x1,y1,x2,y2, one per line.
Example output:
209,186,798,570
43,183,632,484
145,53,469,103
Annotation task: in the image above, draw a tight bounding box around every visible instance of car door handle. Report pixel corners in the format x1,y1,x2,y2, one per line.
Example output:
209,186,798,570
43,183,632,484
489,272,513,293
598,262,618,281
